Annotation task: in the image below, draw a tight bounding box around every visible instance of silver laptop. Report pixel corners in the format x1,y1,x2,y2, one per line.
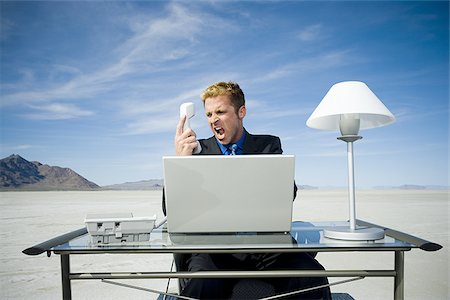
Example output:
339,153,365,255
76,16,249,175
162,155,295,233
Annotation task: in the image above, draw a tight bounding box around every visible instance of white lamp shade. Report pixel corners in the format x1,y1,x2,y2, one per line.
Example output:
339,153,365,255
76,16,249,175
306,81,395,131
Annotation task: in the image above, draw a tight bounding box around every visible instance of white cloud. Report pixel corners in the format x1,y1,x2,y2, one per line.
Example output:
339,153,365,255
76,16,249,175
247,100,311,120
106,3,204,77
1,2,228,111
0,18,14,41
120,86,204,116
125,114,178,135
1,144,35,152
392,105,448,124
254,49,355,83
23,103,94,120
15,144,34,150
297,24,323,42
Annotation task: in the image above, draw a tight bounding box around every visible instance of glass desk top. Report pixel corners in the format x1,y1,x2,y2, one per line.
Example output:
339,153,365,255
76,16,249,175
52,221,417,254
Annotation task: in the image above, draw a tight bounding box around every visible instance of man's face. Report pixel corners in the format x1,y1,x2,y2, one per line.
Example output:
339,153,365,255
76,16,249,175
204,95,246,145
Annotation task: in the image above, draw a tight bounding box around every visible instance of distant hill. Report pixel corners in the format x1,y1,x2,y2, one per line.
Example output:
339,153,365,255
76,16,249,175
102,179,164,190
373,184,449,190
0,154,99,190
102,181,317,191
102,181,449,191
298,185,319,190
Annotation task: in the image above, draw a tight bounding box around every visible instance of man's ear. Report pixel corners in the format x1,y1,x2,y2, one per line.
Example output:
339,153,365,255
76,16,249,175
238,105,246,119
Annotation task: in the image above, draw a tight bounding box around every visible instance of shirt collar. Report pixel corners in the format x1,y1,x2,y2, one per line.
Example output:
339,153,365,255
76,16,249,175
216,129,247,155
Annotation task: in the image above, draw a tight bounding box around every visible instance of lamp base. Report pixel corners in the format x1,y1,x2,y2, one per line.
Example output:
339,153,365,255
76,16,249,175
324,226,385,241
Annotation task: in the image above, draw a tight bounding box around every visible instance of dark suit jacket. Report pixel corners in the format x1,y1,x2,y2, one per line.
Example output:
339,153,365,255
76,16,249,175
197,130,283,155
162,130,297,215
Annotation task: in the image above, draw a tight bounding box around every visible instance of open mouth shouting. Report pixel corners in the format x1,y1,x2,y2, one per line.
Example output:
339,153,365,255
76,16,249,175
214,126,225,141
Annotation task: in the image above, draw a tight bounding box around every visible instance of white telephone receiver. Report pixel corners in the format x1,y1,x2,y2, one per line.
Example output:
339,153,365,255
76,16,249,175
180,102,202,154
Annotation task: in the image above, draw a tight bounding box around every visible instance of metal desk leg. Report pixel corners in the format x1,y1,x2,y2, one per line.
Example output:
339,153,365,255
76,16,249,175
61,254,72,300
394,251,404,300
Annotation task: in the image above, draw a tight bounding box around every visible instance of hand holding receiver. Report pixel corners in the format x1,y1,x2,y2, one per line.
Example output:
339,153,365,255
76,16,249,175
180,102,202,154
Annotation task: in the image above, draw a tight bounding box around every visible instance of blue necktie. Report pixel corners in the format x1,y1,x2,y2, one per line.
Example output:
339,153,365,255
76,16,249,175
229,144,238,155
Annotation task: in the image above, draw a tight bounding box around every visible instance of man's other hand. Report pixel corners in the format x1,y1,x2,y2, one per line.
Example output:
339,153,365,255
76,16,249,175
175,115,198,156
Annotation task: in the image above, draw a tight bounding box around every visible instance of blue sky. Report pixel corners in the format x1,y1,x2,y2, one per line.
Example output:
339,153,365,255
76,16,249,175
1,1,448,187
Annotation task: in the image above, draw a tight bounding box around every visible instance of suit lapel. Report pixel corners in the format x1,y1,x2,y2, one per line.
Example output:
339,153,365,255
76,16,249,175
243,131,258,154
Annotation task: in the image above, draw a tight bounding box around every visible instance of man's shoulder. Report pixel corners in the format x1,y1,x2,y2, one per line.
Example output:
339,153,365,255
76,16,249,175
248,133,280,139
198,136,221,155
244,132,282,154
198,136,216,145
199,136,215,142
246,132,281,142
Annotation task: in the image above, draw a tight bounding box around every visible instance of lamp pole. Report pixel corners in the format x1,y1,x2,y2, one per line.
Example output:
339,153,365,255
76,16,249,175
322,135,385,240
338,135,362,231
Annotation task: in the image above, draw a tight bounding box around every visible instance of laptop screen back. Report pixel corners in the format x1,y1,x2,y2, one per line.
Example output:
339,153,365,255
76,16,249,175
163,155,295,233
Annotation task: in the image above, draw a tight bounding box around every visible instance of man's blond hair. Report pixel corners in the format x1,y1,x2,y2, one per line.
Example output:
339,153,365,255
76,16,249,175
201,81,245,113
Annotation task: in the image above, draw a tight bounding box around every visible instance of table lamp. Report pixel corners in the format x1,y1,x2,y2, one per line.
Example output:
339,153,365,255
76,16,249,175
306,81,395,240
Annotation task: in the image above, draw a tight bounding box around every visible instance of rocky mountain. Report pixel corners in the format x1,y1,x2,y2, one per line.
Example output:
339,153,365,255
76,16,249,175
0,154,99,190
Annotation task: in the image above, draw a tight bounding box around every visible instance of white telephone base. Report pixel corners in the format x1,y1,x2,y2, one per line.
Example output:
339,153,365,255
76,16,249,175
85,213,156,244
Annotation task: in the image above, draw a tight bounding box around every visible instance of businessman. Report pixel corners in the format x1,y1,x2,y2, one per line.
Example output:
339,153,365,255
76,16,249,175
165,81,330,299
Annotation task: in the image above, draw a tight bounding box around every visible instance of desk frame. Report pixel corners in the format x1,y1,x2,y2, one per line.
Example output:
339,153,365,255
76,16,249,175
24,219,441,300
56,248,405,300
